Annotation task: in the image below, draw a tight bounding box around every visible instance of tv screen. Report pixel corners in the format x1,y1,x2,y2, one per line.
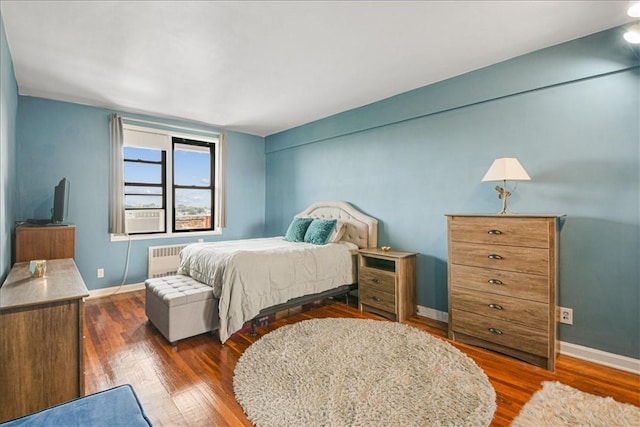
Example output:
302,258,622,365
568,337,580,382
52,177,70,224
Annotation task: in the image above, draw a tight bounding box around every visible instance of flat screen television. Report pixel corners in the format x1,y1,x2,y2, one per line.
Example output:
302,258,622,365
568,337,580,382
51,177,70,224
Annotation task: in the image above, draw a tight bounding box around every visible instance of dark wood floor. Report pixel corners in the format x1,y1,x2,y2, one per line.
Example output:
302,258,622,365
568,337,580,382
84,291,639,426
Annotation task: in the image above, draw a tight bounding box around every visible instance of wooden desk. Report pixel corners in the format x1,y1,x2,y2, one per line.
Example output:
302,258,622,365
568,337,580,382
0,258,89,422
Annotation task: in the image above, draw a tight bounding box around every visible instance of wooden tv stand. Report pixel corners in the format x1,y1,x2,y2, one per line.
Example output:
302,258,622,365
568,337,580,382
15,223,75,262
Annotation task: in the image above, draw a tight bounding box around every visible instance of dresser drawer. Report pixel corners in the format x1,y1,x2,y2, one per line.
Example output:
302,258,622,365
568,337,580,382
452,310,549,357
451,288,548,330
449,264,549,303
450,242,548,275
449,216,550,248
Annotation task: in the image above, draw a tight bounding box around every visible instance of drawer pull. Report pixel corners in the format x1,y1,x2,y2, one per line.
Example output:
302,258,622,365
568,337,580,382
373,278,380,284
372,296,382,302
488,279,503,285
487,229,502,235
487,254,503,260
488,303,503,310
488,327,503,335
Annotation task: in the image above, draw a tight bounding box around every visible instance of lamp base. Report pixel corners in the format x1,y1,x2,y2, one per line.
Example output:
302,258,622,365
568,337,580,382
495,184,513,214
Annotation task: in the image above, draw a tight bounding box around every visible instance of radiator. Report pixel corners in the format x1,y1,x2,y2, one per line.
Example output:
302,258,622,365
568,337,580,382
147,244,189,278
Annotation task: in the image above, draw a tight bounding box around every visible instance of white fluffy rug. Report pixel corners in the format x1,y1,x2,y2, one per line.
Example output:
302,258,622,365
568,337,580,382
233,318,496,426
512,381,640,427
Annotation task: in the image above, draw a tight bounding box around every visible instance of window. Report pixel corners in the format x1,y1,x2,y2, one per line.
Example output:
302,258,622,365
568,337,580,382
173,138,215,232
124,146,167,234
119,124,223,237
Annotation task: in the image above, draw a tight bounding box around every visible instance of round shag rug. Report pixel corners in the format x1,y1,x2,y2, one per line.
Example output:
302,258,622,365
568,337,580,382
233,318,496,426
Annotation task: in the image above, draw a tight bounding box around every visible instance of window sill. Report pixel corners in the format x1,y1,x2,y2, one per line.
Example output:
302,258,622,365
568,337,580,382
110,228,222,242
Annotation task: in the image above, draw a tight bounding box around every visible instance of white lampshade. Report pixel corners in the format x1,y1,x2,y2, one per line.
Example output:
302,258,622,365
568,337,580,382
481,158,531,182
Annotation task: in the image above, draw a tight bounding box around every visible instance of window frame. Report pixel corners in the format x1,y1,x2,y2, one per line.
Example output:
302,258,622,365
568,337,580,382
111,123,223,241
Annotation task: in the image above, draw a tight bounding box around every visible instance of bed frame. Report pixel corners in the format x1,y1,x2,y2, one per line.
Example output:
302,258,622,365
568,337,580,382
249,201,378,334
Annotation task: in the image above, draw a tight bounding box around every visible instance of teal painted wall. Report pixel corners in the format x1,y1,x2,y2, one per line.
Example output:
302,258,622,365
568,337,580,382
265,26,640,359
0,13,18,283
15,97,266,290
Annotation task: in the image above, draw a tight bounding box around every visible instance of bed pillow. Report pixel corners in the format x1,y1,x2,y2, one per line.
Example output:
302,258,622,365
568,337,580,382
327,220,346,243
304,219,337,245
284,217,314,242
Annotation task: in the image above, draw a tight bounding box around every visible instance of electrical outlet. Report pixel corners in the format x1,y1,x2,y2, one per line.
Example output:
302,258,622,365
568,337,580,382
97,268,104,278
559,307,573,325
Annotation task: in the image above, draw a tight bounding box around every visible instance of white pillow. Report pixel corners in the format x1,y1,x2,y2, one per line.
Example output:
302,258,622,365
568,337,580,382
327,221,346,243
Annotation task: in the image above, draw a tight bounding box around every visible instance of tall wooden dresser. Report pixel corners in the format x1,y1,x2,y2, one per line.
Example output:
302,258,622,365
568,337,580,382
446,214,563,370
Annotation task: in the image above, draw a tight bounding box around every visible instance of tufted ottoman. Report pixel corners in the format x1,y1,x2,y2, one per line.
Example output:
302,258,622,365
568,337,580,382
145,275,219,345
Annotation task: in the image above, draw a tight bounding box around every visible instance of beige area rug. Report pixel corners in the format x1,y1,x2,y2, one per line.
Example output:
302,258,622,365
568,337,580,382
233,318,496,426
512,381,640,427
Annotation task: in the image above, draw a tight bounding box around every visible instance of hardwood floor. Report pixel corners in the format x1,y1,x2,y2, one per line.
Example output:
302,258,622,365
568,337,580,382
84,291,639,426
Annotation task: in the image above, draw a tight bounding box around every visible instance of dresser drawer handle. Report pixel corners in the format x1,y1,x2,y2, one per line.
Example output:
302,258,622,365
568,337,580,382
487,254,503,260
488,327,503,335
488,279,503,285
372,296,382,302
488,303,503,310
487,229,502,235
372,278,380,284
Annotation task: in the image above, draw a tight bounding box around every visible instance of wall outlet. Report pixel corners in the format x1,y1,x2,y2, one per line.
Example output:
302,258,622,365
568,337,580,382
97,268,104,278
559,307,573,325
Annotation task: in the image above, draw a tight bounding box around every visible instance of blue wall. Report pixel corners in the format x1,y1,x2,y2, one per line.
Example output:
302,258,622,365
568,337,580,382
15,98,266,290
265,26,640,359
0,13,18,283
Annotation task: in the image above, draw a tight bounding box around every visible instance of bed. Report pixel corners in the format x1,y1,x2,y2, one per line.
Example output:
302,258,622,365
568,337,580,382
164,201,378,343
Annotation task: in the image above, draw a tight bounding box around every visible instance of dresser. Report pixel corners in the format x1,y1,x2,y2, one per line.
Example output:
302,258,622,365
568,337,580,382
15,224,75,262
358,248,418,322
0,259,89,422
446,214,563,370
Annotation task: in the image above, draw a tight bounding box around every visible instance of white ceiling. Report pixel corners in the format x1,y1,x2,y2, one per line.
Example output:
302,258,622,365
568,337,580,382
1,1,634,137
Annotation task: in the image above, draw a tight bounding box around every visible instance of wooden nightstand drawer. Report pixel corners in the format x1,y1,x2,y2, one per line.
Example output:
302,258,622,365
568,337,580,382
359,286,395,313
450,242,549,275
359,267,395,292
449,264,549,303
452,310,549,357
451,288,548,330
448,216,550,248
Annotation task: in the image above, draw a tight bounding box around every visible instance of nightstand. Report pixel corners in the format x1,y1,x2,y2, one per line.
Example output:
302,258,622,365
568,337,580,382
358,248,418,322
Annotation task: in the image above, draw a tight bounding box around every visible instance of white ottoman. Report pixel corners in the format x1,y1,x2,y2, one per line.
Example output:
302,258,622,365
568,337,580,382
145,275,219,345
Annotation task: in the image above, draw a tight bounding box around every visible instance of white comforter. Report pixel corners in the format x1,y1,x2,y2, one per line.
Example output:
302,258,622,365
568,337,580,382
177,237,357,343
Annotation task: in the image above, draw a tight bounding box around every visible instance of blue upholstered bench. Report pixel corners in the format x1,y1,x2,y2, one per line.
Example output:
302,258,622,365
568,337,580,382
0,384,152,426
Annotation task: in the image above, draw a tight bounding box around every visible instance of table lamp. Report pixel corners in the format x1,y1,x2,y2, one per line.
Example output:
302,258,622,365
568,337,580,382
482,158,530,214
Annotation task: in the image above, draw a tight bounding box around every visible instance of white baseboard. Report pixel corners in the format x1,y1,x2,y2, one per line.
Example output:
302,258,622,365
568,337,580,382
86,282,145,300
416,305,640,375
416,305,449,322
559,341,640,375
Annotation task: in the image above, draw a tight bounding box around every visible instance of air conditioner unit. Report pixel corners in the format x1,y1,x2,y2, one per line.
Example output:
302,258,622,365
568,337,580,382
125,209,165,234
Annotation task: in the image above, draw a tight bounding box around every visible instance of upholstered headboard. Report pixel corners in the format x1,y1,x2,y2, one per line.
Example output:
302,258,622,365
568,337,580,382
296,201,378,249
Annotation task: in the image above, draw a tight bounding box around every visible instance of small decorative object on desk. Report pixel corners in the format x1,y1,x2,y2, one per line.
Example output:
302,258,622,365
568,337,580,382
29,259,47,277
381,246,391,252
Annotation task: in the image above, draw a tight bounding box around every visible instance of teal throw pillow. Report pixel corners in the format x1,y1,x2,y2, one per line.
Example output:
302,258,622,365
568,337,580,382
304,219,337,245
284,217,314,242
